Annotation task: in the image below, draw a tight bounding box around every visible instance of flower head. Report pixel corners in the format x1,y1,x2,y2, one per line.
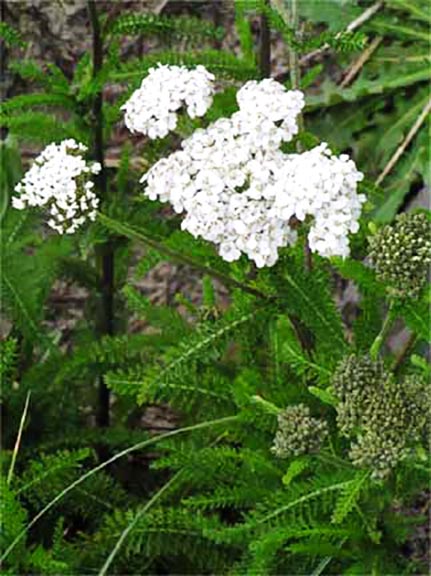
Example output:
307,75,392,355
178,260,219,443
368,212,431,298
272,404,329,458
121,64,215,139
236,79,305,141
332,354,428,478
12,139,100,234
141,77,364,266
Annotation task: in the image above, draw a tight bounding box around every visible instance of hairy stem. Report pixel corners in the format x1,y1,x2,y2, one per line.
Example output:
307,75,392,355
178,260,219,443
288,0,300,91
0,0,9,140
370,302,396,360
259,0,271,78
287,0,311,271
88,0,113,428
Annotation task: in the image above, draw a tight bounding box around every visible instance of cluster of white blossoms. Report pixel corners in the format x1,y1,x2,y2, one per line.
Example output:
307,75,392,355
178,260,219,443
236,78,305,143
141,75,365,266
12,139,101,234
269,144,365,258
121,64,215,139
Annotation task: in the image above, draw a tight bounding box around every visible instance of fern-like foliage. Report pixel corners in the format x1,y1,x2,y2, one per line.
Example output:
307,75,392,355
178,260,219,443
109,50,258,85
107,13,224,43
106,306,258,410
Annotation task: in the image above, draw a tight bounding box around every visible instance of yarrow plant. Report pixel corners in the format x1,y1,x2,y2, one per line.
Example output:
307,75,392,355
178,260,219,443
12,139,100,234
121,64,215,139
137,74,365,266
3,2,430,570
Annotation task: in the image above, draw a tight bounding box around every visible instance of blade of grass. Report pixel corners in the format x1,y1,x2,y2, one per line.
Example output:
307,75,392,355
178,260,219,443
376,96,431,186
98,470,183,576
339,36,383,88
7,391,31,486
0,414,239,563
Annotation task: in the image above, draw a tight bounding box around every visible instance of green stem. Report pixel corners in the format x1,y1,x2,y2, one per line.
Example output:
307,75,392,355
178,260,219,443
88,0,113,428
250,395,281,415
370,302,396,360
0,414,239,563
287,0,311,273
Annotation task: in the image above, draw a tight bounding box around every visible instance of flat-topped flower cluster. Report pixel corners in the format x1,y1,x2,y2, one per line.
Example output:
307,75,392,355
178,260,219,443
121,64,215,139
12,139,100,234
139,73,365,266
11,66,365,262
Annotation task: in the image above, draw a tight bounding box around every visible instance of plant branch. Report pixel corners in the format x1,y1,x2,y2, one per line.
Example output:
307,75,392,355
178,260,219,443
375,96,431,186
88,0,113,428
287,0,311,271
288,0,300,92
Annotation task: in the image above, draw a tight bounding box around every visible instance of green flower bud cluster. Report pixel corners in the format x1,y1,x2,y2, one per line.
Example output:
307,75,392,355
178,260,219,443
272,404,329,458
332,354,388,435
332,355,428,479
403,373,431,438
368,212,431,298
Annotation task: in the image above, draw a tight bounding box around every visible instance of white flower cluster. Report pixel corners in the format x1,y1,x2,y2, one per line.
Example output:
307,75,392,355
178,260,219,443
236,78,305,143
141,77,365,267
122,64,215,139
12,139,101,234
270,144,365,258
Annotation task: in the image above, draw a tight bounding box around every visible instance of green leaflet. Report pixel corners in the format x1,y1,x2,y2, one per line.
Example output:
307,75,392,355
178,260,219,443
280,265,347,357
107,13,224,42
275,316,332,381
106,309,255,406
331,471,370,524
0,112,86,144
282,457,311,487
0,93,76,115
109,50,257,83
